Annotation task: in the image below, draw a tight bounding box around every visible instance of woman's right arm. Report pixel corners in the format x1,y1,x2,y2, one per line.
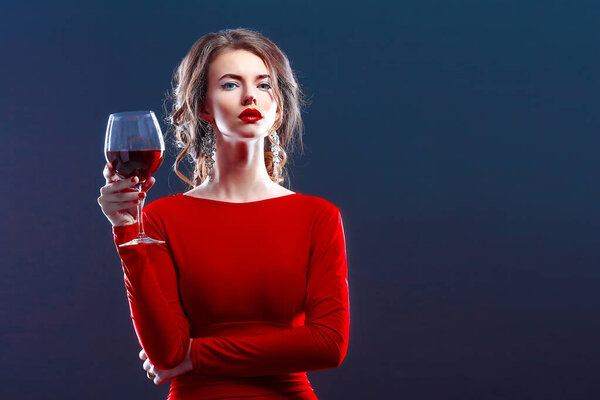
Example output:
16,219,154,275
97,163,191,370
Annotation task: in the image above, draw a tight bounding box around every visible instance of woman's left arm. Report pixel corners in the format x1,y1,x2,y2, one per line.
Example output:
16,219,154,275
140,340,193,385
187,205,350,377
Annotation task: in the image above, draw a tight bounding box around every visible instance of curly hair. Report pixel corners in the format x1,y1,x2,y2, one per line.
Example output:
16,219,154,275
164,28,308,188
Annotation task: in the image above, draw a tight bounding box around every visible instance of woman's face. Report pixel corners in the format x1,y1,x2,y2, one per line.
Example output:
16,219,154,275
201,48,279,140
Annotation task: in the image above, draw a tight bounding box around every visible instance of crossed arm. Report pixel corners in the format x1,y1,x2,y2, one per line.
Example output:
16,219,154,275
113,205,349,377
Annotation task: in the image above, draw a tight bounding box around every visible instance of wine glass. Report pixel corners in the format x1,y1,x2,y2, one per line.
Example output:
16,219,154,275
105,111,165,247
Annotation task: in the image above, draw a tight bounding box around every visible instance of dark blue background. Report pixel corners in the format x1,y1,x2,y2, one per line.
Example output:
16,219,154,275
1,1,598,399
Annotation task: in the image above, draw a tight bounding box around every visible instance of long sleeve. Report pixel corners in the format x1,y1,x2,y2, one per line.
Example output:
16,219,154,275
189,205,350,377
113,211,191,370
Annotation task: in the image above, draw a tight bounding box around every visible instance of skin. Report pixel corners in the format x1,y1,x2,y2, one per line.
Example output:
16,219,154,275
140,342,193,385
98,48,294,384
187,47,295,202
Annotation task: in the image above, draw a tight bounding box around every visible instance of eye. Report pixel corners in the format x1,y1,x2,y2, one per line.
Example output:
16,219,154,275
259,83,272,90
221,82,237,89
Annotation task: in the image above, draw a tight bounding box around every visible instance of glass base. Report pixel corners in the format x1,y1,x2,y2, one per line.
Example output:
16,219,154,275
119,235,166,247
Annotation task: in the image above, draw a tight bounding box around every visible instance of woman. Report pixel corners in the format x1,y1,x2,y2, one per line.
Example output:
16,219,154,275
98,28,349,399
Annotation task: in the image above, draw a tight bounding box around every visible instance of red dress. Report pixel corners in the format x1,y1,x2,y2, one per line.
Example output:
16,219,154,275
112,193,350,399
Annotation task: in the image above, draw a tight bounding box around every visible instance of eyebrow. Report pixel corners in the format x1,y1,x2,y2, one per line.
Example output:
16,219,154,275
218,73,271,81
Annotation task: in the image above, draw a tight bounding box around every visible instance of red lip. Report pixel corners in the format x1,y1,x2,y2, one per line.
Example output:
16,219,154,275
238,108,263,119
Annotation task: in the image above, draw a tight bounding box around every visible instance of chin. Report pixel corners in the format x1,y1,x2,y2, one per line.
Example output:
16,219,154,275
223,128,266,140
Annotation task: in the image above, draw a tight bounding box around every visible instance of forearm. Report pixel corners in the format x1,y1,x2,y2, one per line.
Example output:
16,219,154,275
114,224,191,370
190,322,347,377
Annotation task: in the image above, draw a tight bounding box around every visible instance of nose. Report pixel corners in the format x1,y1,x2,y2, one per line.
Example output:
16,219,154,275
242,94,257,106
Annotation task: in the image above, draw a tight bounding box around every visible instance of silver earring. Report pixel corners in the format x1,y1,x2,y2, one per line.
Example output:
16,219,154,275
270,130,281,182
201,125,217,182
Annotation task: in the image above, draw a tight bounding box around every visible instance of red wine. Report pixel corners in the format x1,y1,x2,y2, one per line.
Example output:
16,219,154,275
106,149,164,181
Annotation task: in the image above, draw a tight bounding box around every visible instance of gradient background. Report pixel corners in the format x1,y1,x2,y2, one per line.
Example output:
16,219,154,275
2,1,599,399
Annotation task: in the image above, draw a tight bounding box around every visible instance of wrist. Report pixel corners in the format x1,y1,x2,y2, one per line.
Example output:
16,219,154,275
185,339,194,372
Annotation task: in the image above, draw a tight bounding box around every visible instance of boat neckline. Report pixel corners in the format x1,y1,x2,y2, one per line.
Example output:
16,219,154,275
176,192,301,206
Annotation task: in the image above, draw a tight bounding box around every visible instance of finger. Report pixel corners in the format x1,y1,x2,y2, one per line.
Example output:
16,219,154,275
149,367,162,385
143,359,152,371
149,366,158,384
102,191,143,203
103,163,120,183
141,176,155,193
101,176,140,195
98,193,141,211
100,203,138,217
139,348,147,360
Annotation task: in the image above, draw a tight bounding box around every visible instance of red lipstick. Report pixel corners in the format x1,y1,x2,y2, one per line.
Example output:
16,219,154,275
238,108,263,122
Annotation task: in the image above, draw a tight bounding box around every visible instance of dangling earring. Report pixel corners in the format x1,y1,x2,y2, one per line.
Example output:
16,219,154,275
270,130,281,182
201,124,217,182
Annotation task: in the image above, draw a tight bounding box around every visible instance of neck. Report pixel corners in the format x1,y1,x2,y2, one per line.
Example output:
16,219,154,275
196,132,277,201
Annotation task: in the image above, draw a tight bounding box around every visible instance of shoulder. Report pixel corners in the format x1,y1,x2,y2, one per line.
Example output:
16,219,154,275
142,194,185,219
297,194,343,232
298,193,341,214
303,194,340,212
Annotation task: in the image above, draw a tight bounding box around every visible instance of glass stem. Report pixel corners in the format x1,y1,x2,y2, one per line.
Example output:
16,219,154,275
136,182,146,237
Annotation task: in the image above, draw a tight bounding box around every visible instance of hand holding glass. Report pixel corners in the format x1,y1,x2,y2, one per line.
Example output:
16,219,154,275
105,111,165,246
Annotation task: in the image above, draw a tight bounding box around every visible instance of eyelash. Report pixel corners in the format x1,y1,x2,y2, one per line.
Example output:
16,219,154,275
221,82,272,90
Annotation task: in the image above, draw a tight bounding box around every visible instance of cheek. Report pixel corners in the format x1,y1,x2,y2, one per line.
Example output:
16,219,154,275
212,95,236,121
263,94,278,116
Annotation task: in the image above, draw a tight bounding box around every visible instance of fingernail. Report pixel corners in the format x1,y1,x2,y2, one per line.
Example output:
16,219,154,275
139,193,145,198
132,177,138,183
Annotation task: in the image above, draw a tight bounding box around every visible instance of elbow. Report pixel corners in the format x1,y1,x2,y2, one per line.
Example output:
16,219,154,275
319,342,346,369
331,339,348,368
149,352,185,370
309,322,349,369
145,343,189,370
319,333,348,369
141,333,191,370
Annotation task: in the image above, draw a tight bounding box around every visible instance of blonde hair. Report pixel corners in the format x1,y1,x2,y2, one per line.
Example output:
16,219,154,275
165,28,308,188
